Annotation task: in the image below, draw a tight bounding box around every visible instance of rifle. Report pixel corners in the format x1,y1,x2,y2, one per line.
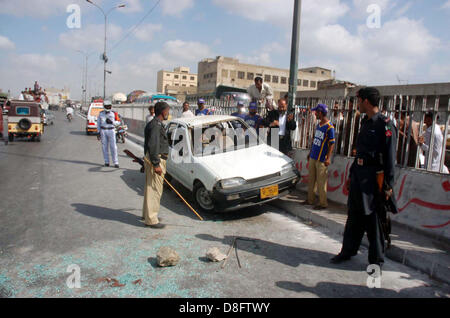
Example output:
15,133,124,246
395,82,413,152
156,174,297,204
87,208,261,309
123,149,145,173
123,149,204,221
376,171,396,249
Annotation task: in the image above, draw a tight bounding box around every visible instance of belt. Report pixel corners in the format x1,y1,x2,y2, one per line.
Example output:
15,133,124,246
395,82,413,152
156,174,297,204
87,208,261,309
101,127,115,130
356,157,379,167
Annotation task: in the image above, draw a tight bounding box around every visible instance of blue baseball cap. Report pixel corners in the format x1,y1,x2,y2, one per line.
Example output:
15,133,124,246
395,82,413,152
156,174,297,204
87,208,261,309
249,102,258,109
312,104,328,115
198,98,205,104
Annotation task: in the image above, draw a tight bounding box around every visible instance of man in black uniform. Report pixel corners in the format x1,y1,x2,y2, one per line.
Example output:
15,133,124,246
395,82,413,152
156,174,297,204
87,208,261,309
331,87,398,267
142,102,170,229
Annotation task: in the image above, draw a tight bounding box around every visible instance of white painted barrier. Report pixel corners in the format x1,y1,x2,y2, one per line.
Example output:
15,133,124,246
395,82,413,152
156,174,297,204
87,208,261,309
293,149,450,241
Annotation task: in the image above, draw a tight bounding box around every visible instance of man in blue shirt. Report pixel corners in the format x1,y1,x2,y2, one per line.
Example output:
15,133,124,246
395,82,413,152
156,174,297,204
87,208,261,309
244,102,262,130
304,104,335,210
231,101,247,120
195,99,212,116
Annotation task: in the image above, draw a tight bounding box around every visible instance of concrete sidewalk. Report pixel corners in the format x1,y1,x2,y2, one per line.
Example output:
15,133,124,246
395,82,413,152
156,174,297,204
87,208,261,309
270,190,450,285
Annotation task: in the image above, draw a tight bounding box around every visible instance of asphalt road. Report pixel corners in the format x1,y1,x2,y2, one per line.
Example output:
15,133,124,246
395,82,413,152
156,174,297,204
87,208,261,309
0,111,449,298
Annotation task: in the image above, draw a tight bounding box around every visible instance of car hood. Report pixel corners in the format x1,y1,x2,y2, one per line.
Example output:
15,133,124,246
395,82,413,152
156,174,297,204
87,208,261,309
194,144,292,181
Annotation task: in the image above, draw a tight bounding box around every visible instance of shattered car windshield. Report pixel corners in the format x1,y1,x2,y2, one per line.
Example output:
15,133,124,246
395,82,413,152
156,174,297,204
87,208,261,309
190,119,264,157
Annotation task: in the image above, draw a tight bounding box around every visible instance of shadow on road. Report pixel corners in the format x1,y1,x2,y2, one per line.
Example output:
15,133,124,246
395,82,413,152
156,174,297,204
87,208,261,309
195,234,349,270
71,203,144,228
275,280,446,298
70,131,89,136
0,151,104,167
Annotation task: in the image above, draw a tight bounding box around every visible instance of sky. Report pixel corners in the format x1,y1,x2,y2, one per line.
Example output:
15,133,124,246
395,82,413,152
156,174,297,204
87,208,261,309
0,0,449,100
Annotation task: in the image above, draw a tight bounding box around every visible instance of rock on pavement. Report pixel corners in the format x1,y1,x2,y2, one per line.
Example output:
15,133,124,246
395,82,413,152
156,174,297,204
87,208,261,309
157,246,180,267
206,247,227,262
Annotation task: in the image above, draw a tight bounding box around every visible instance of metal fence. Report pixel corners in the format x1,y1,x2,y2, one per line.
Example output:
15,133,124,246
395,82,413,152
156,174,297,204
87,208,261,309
115,94,450,175
294,95,450,174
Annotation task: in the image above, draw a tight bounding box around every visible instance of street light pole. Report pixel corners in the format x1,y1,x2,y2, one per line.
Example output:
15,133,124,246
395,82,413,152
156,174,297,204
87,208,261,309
86,1,125,100
288,0,302,112
76,50,91,111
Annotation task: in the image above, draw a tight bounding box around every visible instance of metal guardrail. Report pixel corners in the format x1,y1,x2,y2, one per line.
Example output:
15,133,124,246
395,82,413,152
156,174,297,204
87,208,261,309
294,95,450,174
115,95,450,175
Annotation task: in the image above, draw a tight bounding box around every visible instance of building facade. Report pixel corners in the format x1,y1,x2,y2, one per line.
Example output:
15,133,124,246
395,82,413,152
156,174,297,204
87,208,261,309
197,56,334,99
157,66,198,96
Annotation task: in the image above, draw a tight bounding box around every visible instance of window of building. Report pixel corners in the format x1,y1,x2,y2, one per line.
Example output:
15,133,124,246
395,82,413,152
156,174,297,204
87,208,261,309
238,71,245,79
190,85,195,87
190,76,195,81
166,73,171,77
174,75,179,79
264,75,271,82
272,76,279,83
182,76,187,80
222,69,229,78
247,72,254,80
297,79,301,86
175,83,179,86
310,81,317,88
182,84,186,87
230,71,236,79
303,80,309,87
281,77,287,84
256,73,263,77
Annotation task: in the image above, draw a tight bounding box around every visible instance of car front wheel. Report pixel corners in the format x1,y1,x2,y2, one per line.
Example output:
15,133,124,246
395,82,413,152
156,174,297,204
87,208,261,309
194,183,215,212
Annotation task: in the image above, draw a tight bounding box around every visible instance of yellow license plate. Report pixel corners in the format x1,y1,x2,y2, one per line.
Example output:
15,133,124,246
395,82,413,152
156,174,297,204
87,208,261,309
260,185,279,199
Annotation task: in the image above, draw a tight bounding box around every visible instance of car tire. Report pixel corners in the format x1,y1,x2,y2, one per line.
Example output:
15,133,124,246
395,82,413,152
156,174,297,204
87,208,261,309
194,183,215,212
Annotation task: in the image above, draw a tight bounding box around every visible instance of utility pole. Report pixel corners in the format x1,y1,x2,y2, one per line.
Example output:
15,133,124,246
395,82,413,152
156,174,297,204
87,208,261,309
288,0,302,112
86,0,125,100
76,50,90,111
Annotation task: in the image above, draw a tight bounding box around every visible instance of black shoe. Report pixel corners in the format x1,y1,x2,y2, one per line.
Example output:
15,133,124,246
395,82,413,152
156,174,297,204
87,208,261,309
314,205,327,211
105,163,110,167
146,223,166,229
114,164,120,168
330,254,351,264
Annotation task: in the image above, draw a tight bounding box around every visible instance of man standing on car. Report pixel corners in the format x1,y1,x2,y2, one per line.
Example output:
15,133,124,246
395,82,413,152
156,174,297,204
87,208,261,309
97,100,120,168
247,76,274,109
304,104,335,210
142,101,171,229
331,87,398,269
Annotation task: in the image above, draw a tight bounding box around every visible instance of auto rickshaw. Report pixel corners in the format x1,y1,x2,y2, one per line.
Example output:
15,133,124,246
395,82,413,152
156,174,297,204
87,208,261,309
6,100,44,142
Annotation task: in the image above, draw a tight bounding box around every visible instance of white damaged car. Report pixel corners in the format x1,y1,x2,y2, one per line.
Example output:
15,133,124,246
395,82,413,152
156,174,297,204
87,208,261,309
165,115,300,212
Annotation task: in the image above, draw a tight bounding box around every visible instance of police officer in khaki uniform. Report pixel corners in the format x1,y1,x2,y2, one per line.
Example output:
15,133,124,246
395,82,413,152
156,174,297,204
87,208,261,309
142,102,170,229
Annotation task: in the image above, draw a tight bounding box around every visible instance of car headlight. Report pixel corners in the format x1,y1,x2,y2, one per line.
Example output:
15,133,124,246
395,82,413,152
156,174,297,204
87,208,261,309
281,163,295,175
220,178,246,189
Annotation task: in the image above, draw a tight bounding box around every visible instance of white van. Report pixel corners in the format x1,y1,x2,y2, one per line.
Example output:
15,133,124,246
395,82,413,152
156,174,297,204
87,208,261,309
86,102,104,135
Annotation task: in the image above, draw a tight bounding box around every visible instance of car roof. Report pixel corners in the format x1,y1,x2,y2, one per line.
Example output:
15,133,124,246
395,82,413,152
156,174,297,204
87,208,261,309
168,115,240,127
